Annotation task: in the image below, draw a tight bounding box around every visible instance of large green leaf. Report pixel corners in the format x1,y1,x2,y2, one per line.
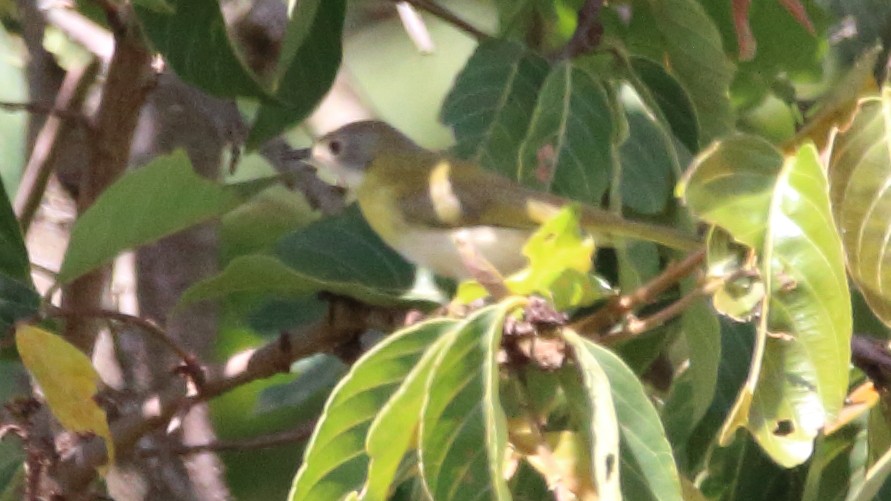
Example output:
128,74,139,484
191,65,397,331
680,136,852,466
420,302,517,501
183,206,444,307
828,88,891,326
58,151,275,283
247,0,346,147
646,0,735,142
561,330,621,500
133,0,270,99
288,318,457,501
516,62,614,204
616,82,677,214
0,173,37,338
575,337,684,501
440,39,550,177
629,56,699,153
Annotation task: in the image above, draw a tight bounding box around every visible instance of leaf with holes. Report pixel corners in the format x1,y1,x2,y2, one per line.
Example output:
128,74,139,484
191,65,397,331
561,330,621,500
569,334,684,501
828,87,891,327
680,136,851,466
288,318,458,501
440,39,550,178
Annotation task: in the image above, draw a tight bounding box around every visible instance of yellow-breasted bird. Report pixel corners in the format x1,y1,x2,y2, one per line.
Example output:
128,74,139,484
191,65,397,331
298,120,700,279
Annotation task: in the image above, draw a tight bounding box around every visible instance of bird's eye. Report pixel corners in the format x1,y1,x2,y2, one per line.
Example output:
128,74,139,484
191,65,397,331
328,139,342,156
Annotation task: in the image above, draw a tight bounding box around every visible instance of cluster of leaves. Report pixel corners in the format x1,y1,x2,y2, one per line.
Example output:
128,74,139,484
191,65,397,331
4,0,891,499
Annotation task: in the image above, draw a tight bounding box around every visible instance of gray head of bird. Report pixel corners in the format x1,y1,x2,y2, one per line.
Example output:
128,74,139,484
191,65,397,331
308,120,426,190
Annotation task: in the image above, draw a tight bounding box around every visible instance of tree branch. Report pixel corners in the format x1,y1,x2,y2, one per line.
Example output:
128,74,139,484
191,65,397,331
138,421,316,456
555,0,605,59
13,61,100,233
389,0,489,41
572,247,706,336
49,298,406,488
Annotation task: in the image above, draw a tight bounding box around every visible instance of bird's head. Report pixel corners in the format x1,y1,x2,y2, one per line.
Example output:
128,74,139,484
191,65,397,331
308,120,424,190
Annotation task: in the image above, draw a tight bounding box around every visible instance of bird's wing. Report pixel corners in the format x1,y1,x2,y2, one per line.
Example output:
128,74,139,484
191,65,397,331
394,160,553,229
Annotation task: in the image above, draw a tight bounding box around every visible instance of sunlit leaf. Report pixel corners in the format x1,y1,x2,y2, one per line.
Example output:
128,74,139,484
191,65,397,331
573,337,684,501
361,325,461,501
441,39,549,177
420,302,518,501
562,330,621,500
288,319,457,501
16,326,114,465
681,136,852,466
828,87,891,326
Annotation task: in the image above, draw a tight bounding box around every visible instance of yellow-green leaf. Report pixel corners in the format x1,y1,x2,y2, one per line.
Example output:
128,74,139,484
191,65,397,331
680,136,852,466
828,86,891,327
16,326,114,466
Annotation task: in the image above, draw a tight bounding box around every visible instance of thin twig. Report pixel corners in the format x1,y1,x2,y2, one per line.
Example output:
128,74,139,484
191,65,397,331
572,247,706,335
138,421,317,456
46,307,198,373
0,101,91,124
390,0,489,41
14,61,101,232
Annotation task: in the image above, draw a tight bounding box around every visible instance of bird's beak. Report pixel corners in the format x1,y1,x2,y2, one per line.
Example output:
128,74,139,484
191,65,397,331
282,147,313,163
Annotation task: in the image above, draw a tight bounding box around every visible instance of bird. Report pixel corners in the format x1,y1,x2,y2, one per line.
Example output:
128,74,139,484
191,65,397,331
297,120,700,279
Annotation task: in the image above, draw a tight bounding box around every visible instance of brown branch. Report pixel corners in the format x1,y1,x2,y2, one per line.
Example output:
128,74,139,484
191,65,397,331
46,307,200,380
555,0,605,60
390,0,489,41
138,421,316,456
13,61,100,232
49,299,406,488
572,247,706,336
60,5,155,353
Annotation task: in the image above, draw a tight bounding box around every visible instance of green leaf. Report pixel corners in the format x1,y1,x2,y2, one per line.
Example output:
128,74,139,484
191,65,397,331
133,0,269,99
0,176,29,284
681,136,852,466
646,0,735,142
575,337,684,501
59,151,272,283
561,330,621,500
847,445,891,501
617,82,677,214
440,39,550,177
288,318,457,501
361,325,461,501
516,62,615,204
828,87,891,327
679,296,721,430
629,56,699,153
420,302,517,501
255,354,346,414
131,0,173,14
802,422,866,501
0,277,40,339
247,0,346,148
